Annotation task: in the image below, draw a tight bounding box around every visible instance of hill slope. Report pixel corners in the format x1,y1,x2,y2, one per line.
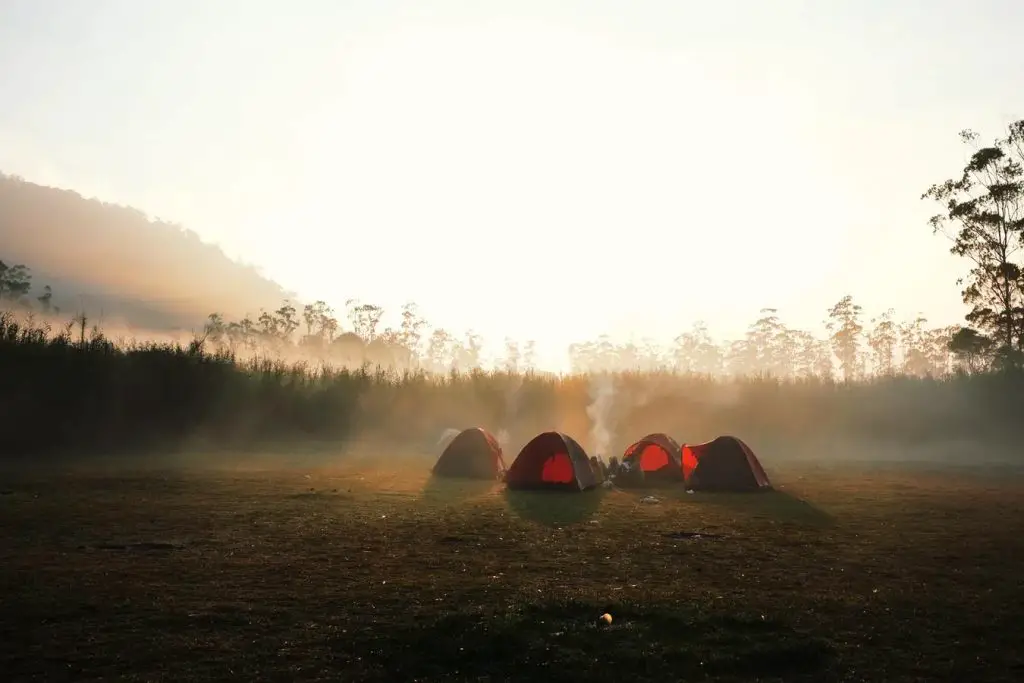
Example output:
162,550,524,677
0,172,291,329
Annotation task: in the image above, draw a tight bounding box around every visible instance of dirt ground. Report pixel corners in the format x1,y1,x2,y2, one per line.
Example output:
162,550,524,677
1,458,1022,682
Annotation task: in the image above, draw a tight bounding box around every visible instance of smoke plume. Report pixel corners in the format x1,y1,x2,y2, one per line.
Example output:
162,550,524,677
496,429,511,452
503,375,524,422
437,428,461,451
494,376,523,454
586,374,616,460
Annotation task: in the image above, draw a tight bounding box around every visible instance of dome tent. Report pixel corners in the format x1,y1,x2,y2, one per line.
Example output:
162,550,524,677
506,431,598,492
682,435,771,492
620,433,684,483
432,427,507,480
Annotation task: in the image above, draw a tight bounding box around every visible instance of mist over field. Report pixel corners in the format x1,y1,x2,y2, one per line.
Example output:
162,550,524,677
4,5,1024,681
0,45,1020,482
1,285,1021,475
3,143,1024,473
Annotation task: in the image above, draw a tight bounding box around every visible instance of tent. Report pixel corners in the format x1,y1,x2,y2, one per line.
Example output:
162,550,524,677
506,431,598,491
620,433,684,482
432,427,507,480
436,427,462,451
681,435,772,492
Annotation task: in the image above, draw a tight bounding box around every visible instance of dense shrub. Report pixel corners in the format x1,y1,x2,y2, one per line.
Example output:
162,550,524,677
0,312,1021,462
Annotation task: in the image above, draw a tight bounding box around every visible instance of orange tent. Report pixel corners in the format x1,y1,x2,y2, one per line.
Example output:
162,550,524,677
681,435,771,492
621,433,684,482
432,427,507,480
506,431,598,491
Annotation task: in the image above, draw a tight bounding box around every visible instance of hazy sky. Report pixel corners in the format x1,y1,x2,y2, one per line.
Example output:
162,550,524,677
1,0,1022,370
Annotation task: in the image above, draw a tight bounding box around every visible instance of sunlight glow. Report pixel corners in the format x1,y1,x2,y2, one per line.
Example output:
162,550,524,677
1,0,1013,372
231,20,849,370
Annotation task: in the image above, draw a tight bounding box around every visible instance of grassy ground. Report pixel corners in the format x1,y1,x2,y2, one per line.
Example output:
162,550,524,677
1,459,1022,682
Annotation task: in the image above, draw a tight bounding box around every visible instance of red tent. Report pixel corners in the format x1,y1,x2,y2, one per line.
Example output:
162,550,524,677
621,433,684,481
506,431,598,491
681,435,771,492
432,427,507,480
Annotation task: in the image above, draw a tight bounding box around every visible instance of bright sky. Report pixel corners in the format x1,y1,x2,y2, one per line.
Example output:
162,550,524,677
1,0,1023,371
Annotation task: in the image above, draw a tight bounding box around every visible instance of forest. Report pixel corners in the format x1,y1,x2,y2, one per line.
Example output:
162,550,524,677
0,120,1022,461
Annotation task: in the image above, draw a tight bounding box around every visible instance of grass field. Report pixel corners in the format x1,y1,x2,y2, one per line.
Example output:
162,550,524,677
2,457,1022,682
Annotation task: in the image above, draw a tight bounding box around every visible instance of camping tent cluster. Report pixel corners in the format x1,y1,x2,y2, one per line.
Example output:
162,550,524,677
432,428,772,493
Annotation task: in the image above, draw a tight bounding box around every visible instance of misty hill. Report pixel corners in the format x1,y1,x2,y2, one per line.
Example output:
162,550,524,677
0,172,292,330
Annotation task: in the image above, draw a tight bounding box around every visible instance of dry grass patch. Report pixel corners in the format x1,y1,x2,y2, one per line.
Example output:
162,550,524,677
0,462,1022,681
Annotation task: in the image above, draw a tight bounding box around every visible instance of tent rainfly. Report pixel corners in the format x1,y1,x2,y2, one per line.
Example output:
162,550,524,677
506,431,598,492
682,435,772,492
620,433,684,483
432,427,507,480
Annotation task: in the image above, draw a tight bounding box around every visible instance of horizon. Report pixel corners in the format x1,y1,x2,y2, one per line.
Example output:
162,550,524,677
3,1,1024,372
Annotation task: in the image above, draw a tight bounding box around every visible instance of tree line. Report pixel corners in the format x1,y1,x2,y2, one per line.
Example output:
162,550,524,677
0,259,981,380
1,119,1022,380
569,300,963,379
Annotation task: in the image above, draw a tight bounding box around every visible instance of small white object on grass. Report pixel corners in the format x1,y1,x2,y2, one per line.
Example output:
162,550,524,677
639,495,660,504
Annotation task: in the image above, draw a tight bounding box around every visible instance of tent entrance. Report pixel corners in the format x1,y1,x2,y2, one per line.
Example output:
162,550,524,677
541,452,574,484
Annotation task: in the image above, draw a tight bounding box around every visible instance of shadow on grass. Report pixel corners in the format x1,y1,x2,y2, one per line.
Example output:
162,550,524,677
692,489,835,527
342,599,833,682
504,488,604,527
609,469,687,491
419,475,498,505
613,480,688,497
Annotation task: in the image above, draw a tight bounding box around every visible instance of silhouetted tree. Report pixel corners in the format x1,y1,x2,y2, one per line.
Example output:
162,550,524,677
827,295,863,382
346,299,384,342
927,325,957,375
948,326,995,373
399,302,428,363
226,317,257,351
725,337,758,377
923,121,1024,368
900,315,933,377
204,313,227,344
426,328,455,372
36,284,54,314
503,338,521,373
274,302,299,340
0,261,31,302
746,308,794,377
867,308,899,376
672,321,723,374
301,300,336,347
791,329,832,379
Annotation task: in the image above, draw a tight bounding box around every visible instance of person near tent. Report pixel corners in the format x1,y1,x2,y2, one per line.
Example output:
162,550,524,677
615,455,647,487
607,455,621,478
